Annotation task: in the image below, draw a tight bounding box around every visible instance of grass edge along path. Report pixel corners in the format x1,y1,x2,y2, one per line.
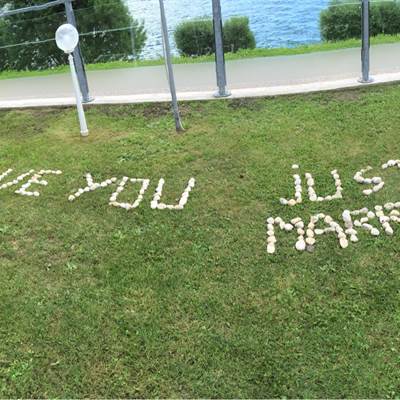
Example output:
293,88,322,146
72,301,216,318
1,33,400,81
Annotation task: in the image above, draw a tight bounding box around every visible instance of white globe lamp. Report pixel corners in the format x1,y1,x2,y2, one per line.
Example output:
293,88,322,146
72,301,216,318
55,23,88,137
55,23,79,54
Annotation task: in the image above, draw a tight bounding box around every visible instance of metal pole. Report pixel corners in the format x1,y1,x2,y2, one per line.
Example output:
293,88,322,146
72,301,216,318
359,0,373,83
64,0,92,102
212,0,230,97
159,0,184,132
68,54,88,136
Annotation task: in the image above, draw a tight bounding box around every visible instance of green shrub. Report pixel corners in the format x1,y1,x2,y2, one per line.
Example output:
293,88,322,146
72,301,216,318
320,0,400,41
174,16,256,57
174,19,215,56
223,17,256,52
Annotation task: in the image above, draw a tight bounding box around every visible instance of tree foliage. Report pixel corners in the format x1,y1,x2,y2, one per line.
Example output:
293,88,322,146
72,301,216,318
0,0,147,70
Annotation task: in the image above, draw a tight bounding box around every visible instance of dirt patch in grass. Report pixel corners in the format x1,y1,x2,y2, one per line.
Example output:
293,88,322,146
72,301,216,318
227,97,265,111
0,110,59,138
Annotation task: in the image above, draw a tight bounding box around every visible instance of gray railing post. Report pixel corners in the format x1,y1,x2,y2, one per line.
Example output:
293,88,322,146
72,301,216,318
359,0,373,83
159,0,184,132
212,0,230,98
64,0,92,102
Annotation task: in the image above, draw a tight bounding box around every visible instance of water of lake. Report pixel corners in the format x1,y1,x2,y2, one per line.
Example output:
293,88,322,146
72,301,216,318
126,0,330,58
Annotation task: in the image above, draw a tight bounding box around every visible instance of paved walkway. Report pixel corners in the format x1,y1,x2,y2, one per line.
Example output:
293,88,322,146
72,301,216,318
1,42,400,108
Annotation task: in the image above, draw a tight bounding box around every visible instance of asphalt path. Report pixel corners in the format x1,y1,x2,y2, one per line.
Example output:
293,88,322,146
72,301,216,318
0,43,399,102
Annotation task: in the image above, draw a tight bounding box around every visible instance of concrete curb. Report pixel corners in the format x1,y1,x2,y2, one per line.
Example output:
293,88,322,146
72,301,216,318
1,71,399,109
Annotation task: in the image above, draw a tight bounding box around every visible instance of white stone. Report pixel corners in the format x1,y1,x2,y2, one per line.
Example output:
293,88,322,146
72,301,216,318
384,202,395,210
310,194,317,202
284,224,294,231
350,235,359,243
373,183,384,192
267,244,275,254
342,210,351,222
370,228,380,236
385,226,394,235
306,237,315,245
295,240,306,251
306,229,314,238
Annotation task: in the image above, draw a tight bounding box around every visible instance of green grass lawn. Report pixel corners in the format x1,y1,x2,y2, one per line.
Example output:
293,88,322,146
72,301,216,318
1,33,400,81
1,85,400,397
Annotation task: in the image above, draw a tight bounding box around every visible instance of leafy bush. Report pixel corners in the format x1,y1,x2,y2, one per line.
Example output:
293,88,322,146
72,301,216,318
174,16,256,57
0,0,146,71
320,0,400,41
223,17,256,52
174,19,215,57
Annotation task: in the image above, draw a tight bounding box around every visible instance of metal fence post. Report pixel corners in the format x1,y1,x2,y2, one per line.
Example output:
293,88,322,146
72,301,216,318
212,0,230,98
359,0,373,83
64,0,92,102
159,0,184,132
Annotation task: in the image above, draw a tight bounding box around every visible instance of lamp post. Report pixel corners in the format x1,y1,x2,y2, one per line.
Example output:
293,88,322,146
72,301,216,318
159,0,184,132
55,23,89,136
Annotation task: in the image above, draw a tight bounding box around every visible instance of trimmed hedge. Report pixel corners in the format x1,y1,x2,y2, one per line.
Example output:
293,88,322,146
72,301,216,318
174,16,256,56
320,1,400,41
174,19,215,57
223,17,256,52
